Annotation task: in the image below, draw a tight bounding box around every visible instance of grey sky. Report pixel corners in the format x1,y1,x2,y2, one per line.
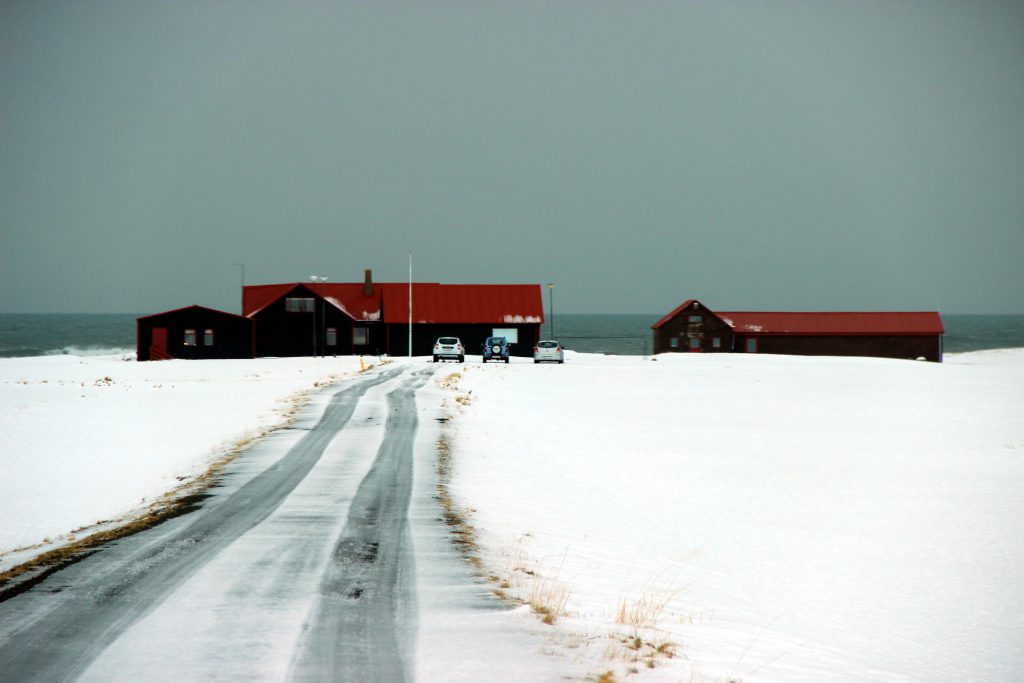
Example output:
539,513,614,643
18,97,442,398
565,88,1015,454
2,1,1022,314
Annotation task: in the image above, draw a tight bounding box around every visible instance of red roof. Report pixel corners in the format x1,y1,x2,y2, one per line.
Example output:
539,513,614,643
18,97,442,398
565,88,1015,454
651,299,706,329
719,311,944,336
381,283,543,324
652,300,943,336
244,284,304,317
244,282,543,325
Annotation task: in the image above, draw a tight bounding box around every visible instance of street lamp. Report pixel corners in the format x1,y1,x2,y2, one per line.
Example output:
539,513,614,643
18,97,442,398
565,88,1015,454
546,283,556,340
310,275,328,357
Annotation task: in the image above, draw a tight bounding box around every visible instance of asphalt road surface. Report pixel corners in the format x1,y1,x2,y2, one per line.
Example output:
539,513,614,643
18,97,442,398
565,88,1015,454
0,365,439,683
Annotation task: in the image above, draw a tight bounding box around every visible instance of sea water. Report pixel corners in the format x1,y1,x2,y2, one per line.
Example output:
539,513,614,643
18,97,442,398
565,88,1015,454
0,313,1022,358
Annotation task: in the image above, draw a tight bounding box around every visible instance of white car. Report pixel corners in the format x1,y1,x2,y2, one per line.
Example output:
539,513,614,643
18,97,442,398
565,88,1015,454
433,337,465,363
533,340,564,364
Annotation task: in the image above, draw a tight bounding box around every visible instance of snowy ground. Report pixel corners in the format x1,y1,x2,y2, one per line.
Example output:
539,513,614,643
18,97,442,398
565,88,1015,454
2,349,1022,682
0,353,367,566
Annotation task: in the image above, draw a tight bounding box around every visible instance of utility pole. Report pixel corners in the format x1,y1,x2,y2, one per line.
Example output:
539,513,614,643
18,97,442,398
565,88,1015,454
547,283,556,339
408,253,413,358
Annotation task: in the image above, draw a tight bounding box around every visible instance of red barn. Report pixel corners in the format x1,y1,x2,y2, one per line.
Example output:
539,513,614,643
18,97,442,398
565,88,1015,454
652,299,944,362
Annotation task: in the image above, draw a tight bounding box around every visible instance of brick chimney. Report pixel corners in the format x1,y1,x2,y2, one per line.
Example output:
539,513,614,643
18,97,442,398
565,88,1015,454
363,269,373,296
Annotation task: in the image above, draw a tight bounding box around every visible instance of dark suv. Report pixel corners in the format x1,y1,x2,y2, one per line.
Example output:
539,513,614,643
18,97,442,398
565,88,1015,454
482,336,510,363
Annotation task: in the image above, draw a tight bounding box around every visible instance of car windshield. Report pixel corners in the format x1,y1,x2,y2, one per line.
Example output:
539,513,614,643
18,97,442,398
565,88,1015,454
538,341,558,348
438,337,458,345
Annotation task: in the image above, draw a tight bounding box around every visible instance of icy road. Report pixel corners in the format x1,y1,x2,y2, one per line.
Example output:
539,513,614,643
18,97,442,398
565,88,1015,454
0,364,557,683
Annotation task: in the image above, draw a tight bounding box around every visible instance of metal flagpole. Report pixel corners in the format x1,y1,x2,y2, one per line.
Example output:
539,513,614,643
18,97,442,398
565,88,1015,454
408,253,412,358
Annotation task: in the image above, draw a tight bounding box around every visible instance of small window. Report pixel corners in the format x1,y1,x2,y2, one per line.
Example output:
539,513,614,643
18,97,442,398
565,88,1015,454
712,337,721,349
670,337,680,349
285,297,315,313
688,315,702,323
326,327,337,346
203,329,214,346
689,337,701,349
353,327,369,345
184,329,197,347
746,338,758,353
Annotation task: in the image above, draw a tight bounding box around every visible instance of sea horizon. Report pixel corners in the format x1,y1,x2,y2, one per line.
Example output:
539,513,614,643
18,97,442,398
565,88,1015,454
1,312,1023,358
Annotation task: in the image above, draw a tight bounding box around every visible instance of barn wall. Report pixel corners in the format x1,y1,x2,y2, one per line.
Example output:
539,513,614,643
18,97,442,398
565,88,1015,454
253,300,365,357
736,335,943,362
385,323,542,357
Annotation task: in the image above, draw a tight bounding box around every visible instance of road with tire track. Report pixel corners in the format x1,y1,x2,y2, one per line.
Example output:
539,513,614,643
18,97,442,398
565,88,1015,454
0,365,434,683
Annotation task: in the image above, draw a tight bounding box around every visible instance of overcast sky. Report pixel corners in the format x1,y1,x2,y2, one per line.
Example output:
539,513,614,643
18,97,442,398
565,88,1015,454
2,1,1022,314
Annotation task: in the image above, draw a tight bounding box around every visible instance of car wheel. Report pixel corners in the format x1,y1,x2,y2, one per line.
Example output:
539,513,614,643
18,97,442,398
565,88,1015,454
459,355,464,363
433,355,438,362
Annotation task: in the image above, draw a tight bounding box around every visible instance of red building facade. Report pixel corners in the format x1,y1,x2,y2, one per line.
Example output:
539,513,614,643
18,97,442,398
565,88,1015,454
652,299,944,362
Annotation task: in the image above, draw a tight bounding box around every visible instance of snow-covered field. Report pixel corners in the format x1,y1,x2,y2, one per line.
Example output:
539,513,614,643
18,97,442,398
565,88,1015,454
2,349,1022,681
0,353,366,566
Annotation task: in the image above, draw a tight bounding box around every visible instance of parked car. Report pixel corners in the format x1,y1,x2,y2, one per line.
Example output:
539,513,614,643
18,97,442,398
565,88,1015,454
433,337,465,363
533,340,564,364
482,336,510,363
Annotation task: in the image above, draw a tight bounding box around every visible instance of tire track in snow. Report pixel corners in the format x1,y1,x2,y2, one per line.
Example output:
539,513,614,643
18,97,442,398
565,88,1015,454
0,367,403,683
288,367,433,683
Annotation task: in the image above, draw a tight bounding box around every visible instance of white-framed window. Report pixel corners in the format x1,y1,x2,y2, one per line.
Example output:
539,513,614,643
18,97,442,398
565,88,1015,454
184,329,197,347
712,337,721,349
352,327,369,345
689,337,701,349
491,328,519,343
670,337,680,349
326,327,337,346
285,297,315,313
746,338,758,353
203,329,214,346
688,315,701,323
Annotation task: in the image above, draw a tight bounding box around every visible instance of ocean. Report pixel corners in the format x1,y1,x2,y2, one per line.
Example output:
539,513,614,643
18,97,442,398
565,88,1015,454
0,313,1022,359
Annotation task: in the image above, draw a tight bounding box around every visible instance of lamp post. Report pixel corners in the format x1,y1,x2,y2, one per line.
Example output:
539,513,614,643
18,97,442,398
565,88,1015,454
546,283,556,339
310,275,328,357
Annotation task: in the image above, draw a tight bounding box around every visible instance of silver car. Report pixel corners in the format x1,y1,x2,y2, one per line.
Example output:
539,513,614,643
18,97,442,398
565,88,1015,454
533,340,564,364
433,337,465,363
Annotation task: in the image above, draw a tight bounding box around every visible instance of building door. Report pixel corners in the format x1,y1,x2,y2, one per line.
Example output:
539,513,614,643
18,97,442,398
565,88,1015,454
688,337,702,353
152,328,168,358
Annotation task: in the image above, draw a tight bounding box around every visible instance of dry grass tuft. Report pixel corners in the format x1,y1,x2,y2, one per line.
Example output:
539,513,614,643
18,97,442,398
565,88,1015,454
527,571,571,625
439,372,462,390
434,431,501,586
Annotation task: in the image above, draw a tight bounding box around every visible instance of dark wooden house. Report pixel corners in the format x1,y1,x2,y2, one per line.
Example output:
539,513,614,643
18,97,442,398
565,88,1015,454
243,274,544,358
244,281,386,358
652,299,945,362
137,306,254,361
